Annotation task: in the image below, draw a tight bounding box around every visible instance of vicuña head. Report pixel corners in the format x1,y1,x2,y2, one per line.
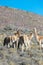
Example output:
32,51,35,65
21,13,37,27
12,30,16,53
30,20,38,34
33,27,37,33
13,30,21,37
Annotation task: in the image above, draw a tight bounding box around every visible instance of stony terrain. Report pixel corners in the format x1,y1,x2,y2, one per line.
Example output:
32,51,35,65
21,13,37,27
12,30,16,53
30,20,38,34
0,6,43,65
0,6,43,32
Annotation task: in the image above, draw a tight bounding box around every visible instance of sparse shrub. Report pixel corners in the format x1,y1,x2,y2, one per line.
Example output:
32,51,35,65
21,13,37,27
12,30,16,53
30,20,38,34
4,26,12,31
19,62,26,65
0,52,4,59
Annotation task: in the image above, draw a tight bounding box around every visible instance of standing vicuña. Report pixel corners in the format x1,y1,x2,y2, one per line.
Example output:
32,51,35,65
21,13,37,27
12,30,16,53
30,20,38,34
34,27,43,50
18,32,34,51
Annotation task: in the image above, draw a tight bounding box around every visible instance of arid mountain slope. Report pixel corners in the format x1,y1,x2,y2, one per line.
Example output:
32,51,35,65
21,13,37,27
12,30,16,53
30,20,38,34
0,6,43,32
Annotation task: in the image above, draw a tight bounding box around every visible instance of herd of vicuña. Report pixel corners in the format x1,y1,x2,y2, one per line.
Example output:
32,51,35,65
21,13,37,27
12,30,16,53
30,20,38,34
1,27,43,51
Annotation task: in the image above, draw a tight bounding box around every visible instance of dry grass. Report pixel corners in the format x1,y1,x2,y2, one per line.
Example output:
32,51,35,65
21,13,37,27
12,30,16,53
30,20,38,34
9,61,16,65
39,60,43,65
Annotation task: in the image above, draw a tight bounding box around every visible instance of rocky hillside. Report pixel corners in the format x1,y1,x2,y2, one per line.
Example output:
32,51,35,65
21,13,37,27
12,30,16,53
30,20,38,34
0,6,43,33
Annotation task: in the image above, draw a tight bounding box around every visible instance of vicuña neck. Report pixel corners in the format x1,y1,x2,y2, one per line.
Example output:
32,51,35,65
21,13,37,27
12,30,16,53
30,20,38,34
34,28,38,40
